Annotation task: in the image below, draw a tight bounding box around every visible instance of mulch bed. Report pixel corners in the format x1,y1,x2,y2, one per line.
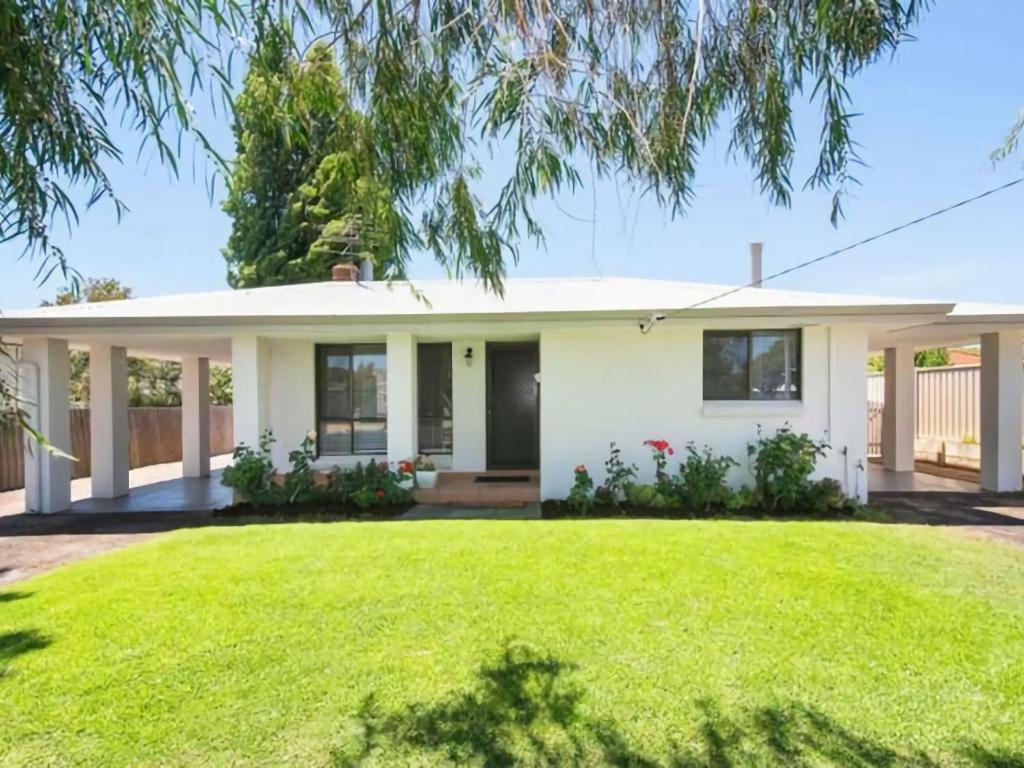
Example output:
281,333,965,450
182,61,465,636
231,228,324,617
541,500,878,521
213,500,415,521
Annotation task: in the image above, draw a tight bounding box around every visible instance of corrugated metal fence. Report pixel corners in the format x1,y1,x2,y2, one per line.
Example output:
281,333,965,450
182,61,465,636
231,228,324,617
867,364,988,456
0,406,233,492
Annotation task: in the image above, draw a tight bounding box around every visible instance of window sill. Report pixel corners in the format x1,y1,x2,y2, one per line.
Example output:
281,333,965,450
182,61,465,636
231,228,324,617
701,401,804,418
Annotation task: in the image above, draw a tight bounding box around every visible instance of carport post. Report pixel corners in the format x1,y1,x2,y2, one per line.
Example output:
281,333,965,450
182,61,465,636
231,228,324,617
181,356,211,478
20,337,72,513
980,332,1023,493
89,344,130,497
881,346,916,473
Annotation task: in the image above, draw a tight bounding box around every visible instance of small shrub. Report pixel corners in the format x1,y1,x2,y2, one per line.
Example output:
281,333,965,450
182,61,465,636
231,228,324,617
413,455,436,471
803,478,856,517
328,460,413,509
626,483,657,507
567,465,596,514
677,443,738,513
221,430,280,505
602,442,637,506
282,430,320,504
747,425,830,515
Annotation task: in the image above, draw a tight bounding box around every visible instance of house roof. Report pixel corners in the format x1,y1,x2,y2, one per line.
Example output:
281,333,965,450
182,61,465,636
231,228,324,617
0,277,956,328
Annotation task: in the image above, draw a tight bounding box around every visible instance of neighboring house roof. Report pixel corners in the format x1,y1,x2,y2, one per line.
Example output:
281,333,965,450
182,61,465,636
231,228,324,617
946,347,981,366
0,277,956,327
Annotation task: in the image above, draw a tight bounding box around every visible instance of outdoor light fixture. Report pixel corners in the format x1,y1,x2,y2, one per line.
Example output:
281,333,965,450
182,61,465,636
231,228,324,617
464,346,474,366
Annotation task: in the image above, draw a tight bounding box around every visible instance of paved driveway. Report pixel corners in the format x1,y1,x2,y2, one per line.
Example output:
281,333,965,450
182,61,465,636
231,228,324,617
872,490,1024,547
0,458,229,585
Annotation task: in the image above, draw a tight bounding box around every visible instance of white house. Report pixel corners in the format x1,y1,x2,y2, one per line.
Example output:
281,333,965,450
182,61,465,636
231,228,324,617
2,270,1022,513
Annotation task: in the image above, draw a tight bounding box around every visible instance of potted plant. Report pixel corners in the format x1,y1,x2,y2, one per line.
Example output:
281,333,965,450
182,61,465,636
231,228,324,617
414,455,438,489
396,459,416,491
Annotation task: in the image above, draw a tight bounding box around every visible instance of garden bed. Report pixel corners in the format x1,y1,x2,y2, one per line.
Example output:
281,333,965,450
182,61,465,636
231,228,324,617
541,500,882,521
213,499,415,521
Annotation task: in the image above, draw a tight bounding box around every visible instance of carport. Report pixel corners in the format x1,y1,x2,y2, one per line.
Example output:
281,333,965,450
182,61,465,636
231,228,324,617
869,303,1024,494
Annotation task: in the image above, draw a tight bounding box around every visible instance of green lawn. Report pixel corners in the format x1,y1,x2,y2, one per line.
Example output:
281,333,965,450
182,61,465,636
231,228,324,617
3,520,1024,766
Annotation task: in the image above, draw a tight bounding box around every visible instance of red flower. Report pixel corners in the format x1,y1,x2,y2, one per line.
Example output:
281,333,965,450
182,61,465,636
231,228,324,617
643,439,673,455
575,464,587,474
375,489,386,498
398,460,414,474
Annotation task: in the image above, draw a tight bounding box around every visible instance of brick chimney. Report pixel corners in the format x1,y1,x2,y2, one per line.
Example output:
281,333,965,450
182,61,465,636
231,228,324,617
332,263,360,282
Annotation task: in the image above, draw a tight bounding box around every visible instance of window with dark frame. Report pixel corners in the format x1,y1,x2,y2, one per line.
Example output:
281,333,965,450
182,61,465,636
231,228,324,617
703,330,802,401
417,343,453,454
316,344,387,455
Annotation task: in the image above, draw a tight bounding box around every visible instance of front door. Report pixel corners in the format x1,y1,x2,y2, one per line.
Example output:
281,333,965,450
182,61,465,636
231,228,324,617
486,343,540,469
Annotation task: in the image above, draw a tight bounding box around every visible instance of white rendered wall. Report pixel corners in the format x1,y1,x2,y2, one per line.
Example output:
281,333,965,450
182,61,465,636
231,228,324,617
386,333,417,464
539,324,869,502
451,338,486,471
266,338,316,469
231,335,270,450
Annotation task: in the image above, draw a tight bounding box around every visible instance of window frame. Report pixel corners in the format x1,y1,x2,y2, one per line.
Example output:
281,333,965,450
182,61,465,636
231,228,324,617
315,343,388,457
702,329,803,402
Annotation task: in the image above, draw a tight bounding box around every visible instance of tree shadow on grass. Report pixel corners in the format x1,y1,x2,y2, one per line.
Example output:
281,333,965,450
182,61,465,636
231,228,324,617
0,590,31,603
0,628,50,680
332,639,656,767
332,641,1024,767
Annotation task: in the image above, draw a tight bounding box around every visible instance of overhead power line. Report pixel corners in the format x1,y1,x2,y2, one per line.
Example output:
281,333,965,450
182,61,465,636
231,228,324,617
661,175,1024,323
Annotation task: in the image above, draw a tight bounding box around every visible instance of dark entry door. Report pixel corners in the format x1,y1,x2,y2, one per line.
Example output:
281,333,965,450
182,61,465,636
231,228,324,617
487,343,540,469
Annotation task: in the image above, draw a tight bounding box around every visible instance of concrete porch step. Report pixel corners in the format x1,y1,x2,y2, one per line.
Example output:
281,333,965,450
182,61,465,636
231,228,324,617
413,471,539,507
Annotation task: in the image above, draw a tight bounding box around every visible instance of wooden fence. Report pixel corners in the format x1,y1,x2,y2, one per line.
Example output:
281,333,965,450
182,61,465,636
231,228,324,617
0,406,233,492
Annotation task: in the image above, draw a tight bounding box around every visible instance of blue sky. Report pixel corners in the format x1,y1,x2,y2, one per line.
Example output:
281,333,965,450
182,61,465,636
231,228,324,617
1,2,1022,309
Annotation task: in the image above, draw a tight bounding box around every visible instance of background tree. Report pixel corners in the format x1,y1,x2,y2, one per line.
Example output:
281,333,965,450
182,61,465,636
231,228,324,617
44,279,232,407
222,26,438,287
867,348,951,372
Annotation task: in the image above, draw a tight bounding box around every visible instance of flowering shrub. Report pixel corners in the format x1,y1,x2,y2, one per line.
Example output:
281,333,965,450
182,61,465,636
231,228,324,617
643,439,674,485
567,464,596,514
223,429,413,512
221,429,279,504
330,459,414,509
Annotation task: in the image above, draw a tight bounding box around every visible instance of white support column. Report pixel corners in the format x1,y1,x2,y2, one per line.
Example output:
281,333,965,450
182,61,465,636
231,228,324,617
980,331,1024,492
181,356,211,478
881,345,916,472
89,344,129,497
231,336,269,451
386,332,417,463
21,338,72,513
